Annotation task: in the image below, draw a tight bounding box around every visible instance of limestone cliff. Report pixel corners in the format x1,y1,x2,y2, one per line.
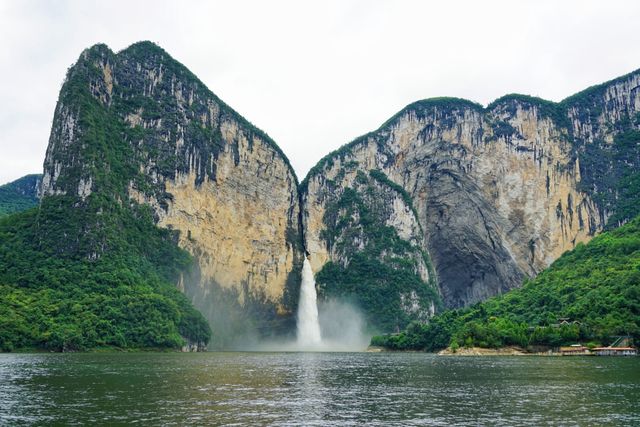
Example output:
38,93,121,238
305,167,439,331
38,41,640,337
41,42,303,345
302,70,640,311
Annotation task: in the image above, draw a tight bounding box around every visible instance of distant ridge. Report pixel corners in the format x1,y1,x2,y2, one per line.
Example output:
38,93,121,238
0,174,41,217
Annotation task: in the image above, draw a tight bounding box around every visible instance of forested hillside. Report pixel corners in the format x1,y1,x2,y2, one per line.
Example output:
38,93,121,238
372,216,640,351
0,174,40,216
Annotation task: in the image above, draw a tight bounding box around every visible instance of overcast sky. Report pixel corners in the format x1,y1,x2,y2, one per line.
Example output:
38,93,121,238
1,0,639,185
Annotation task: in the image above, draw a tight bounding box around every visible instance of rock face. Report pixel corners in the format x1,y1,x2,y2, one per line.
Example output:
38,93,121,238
306,168,439,331
302,70,640,311
41,42,303,345
40,41,640,338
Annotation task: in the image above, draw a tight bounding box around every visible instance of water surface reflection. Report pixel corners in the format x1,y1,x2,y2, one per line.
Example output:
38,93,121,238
0,352,638,425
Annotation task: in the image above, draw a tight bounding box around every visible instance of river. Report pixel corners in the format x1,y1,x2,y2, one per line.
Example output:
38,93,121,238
1,352,638,425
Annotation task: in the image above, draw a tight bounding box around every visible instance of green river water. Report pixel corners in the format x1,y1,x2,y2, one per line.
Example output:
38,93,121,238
0,352,638,426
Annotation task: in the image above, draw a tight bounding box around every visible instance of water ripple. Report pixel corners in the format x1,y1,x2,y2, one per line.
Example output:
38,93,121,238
0,352,638,426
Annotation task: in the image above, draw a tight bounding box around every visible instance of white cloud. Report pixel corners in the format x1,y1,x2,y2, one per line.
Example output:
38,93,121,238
1,0,639,184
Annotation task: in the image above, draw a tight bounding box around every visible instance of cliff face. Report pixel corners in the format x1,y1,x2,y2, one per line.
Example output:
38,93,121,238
38,41,640,338
305,167,439,331
302,70,640,311
41,42,303,345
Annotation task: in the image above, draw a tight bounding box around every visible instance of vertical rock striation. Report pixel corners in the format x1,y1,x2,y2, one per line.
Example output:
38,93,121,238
39,41,640,336
302,69,640,313
41,42,304,345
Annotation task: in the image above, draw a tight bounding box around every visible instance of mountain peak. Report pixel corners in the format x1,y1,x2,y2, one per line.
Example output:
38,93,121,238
119,40,170,59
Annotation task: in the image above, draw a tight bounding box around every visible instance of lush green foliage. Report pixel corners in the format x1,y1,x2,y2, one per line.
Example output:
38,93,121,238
0,174,40,217
0,204,211,352
561,67,640,111
377,97,483,129
121,41,298,184
0,43,213,352
487,94,571,128
372,216,640,351
316,170,440,332
368,169,420,224
481,85,640,229
301,70,640,230
300,98,482,192
299,67,640,348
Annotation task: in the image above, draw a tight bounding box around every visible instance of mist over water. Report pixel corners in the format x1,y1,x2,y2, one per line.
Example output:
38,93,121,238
256,298,371,352
257,258,371,352
317,298,372,351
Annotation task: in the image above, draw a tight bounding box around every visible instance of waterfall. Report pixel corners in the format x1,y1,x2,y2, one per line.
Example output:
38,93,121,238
297,257,322,347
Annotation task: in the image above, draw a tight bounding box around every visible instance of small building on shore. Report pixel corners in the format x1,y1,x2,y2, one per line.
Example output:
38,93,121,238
559,345,589,355
592,347,637,356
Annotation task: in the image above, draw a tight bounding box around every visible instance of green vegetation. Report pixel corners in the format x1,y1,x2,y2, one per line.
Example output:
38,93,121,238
0,206,210,352
0,174,40,217
302,67,640,232
483,87,640,229
299,133,378,193
488,120,518,141
120,41,298,184
487,94,571,128
300,97,482,192
368,169,420,224
486,67,640,131
372,216,640,351
562,67,640,112
377,97,483,129
577,129,640,229
0,42,212,352
299,67,640,348
316,170,439,332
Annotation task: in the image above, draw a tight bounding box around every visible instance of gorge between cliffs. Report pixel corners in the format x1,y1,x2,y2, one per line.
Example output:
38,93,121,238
3,40,640,351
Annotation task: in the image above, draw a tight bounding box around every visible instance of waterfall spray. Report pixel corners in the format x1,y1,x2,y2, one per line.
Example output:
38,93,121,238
297,257,322,347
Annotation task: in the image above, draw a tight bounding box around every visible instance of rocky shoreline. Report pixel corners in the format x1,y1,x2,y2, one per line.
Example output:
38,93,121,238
367,346,638,356
438,346,528,356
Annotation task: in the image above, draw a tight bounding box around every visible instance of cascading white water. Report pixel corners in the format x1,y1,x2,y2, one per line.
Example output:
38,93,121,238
297,257,322,347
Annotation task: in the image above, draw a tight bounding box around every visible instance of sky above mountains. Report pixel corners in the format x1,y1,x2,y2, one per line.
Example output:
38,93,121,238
1,0,640,184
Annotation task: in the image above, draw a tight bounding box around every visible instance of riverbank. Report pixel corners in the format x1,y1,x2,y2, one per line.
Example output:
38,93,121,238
438,346,528,356
366,346,528,355
367,345,638,356
1,345,207,354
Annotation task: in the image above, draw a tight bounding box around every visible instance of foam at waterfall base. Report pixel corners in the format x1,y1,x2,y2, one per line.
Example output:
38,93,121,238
256,298,372,352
